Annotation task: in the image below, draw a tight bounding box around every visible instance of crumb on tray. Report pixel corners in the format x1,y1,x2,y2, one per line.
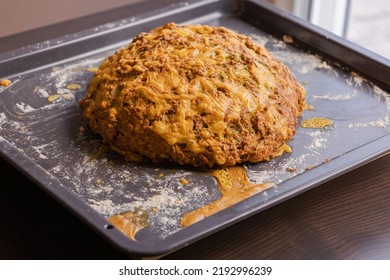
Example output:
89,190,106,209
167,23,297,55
0,79,12,87
283,35,293,44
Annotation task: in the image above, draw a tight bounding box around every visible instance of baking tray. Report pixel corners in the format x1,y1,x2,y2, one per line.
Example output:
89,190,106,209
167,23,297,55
0,0,389,257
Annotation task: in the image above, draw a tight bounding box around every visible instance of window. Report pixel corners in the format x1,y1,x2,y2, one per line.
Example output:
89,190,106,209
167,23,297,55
269,0,390,59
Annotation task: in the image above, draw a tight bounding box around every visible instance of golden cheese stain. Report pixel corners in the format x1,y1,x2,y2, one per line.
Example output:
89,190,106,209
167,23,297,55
66,83,81,90
181,166,274,227
107,209,149,241
47,94,60,102
87,67,98,73
301,117,333,128
274,143,292,158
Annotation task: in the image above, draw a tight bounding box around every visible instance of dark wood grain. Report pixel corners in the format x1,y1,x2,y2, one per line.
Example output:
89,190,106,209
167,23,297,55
1,154,389,259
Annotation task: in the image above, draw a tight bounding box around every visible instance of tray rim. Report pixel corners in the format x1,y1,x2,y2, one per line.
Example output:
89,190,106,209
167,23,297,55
1,0,389,256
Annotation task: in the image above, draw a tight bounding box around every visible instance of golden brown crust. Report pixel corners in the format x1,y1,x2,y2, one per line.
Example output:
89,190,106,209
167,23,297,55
80,23,306,168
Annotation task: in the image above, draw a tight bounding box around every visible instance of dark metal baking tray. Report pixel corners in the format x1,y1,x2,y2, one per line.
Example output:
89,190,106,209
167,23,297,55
0,0,389,256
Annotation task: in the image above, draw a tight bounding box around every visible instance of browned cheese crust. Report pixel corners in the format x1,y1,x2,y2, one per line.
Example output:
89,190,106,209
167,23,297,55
80,23,306,168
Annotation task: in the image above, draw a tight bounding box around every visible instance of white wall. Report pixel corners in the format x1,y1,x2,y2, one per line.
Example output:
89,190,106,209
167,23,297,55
0,0,142,37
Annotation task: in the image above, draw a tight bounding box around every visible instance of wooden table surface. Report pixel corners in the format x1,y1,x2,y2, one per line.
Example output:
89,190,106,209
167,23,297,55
1,153,389,259
1,2,390,260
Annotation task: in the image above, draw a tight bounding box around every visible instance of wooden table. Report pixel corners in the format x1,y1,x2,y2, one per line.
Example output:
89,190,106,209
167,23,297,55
1,153,389,259
1,3,390,260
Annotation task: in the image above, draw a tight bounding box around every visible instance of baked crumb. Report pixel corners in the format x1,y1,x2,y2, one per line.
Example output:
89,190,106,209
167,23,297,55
66,83,81,90
286,167,296,173
179,178,190,185
0,79,12,87
283,35,293,44
175,198,182,205
306,165,316,170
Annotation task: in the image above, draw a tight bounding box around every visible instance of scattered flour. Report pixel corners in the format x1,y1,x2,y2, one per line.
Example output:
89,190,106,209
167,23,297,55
316,61,339,76
272,39,287,49
16,102,34,113
50,57,102,92
272,51,323,74
307,131,328,149
312,91,357,100
84,163,213,238
344,72,390,130
246,153,310,185
348,116,390,130
249,33,269,47
373,85,390,111
346,72,365,88
0,113,6,130
34,87,50,98
249,34,288,49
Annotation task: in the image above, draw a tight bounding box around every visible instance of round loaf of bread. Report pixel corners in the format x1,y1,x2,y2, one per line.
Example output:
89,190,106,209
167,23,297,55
80,23,305,168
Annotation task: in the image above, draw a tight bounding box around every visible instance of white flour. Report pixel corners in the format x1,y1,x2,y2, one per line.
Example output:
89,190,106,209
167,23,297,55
34,87,50,98
344,72,390,130
273,50,324,74
15,102,34,113
250,33,270,47
346,72,365,88
373,85,390,110
348,116,390,130
0,112,6,127
312,91,357,100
